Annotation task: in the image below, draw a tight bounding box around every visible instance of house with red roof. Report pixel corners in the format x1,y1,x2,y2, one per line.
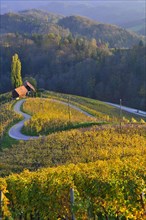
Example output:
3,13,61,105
12,81,36,99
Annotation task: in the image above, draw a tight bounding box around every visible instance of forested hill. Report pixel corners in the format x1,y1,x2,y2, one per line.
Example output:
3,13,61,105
0,10,145,110
0,10,68,36
58,16,144,48
0,10,145,48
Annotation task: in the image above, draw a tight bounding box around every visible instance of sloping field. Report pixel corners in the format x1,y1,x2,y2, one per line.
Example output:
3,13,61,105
0,91,146,219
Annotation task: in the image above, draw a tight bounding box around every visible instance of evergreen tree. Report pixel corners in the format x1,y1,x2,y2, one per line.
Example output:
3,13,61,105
11,54,22,88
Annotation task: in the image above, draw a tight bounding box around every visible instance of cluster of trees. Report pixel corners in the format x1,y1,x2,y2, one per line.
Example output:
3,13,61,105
0,10,145,110
0,10,64,35
0,33,145,110
58,15,144,48
1,11,144,47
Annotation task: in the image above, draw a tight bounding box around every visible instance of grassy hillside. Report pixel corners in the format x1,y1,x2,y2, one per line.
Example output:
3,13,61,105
22,94,145,137
0,91,146,218
43,91,145,121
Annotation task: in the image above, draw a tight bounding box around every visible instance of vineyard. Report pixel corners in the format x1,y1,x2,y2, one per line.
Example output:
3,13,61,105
0,92,146,219
43,91,144,121
0,124,146,175
22,98,98,135
0,155,146,219
0,101,22,140
22,95,145,136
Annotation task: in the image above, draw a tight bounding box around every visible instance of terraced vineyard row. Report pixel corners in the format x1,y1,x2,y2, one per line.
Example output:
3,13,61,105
0,125,145,174
1,154,145,219
22,95,145,137
22,98,98,135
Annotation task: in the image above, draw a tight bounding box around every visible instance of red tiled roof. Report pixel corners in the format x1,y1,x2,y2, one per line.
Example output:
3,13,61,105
15,86,28,97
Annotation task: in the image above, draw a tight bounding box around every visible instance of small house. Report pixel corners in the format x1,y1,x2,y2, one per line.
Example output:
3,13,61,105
12,81,36,99
12,85,28,99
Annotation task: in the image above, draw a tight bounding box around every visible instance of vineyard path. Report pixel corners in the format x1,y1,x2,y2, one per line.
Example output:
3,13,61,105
8,98,95,141
8,98,146,141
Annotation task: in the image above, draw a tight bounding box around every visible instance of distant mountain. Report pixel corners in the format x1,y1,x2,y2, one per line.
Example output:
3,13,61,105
121,18,146,36
58,16,144,48
1,1,145,28
1,1,47,14
0,10,68,36
0,10,145,48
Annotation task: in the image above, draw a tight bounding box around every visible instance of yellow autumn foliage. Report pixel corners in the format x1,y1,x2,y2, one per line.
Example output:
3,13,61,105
23,98,96,134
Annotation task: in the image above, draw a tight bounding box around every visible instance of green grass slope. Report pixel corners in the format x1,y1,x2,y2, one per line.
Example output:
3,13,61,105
43,90,145,121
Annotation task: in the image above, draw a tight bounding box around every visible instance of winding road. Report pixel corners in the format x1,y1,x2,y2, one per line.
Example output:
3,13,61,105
8,99,95,140
8,99,146,141
8,100,39,140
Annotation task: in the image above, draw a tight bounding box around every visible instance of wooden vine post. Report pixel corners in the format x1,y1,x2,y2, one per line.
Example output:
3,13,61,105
70,188,75,220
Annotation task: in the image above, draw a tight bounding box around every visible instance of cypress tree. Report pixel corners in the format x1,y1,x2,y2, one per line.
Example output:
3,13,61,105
11,53,22,88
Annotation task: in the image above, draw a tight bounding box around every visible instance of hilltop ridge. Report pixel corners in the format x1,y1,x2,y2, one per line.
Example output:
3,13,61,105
0,10,145,48
58,15,144,48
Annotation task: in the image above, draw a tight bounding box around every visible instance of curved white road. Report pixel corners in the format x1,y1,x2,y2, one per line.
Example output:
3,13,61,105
8,99,146,141
8,100,39,140
8,99,95,141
